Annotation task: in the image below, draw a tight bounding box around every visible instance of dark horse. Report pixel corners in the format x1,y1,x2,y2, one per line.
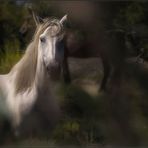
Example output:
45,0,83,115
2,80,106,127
63,28,127,91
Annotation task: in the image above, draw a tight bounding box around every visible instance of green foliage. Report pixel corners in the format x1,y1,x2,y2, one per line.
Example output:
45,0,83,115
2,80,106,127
0,39,22,73
0,0,25,31
126,2,144,25
52,84,104,144
114,2,145,28
0,1,28,72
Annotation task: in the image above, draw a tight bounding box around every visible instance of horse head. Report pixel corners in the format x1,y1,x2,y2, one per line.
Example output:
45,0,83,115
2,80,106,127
33,14,67,79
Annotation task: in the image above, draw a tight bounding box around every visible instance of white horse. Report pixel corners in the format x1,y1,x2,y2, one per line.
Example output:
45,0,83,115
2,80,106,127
0,14,67,136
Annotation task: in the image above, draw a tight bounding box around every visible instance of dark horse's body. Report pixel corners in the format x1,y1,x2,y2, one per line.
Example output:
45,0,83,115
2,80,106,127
63,28,127,91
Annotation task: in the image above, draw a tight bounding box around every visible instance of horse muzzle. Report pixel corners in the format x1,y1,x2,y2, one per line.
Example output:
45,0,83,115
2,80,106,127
46,61,61,80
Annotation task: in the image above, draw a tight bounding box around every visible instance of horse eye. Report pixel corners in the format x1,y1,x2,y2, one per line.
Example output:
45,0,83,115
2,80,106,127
40,37,46,43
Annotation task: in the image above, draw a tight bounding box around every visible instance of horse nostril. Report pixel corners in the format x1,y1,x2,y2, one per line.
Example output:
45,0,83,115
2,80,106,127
53,61,60,68
46,61,61,80
55,53,64,62
47,61,60,70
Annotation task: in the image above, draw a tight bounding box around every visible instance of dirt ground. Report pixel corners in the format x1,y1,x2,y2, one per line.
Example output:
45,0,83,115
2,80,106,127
68,57,103,96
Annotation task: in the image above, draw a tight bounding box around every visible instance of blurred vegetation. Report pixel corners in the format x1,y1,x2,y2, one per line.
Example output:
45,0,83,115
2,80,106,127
0,0,148,146
0,39,22,73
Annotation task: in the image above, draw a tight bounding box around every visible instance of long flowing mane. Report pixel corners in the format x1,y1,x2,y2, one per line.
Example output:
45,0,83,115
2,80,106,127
11,18,62,94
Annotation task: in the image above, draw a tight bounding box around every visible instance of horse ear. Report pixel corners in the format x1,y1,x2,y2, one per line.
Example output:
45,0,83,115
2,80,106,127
28,7,43,26
60,14,68,24
32,12,44,26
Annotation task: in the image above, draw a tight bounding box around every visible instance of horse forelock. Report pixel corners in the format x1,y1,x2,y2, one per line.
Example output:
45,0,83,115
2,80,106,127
13,18,63,94
41,18,64,37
